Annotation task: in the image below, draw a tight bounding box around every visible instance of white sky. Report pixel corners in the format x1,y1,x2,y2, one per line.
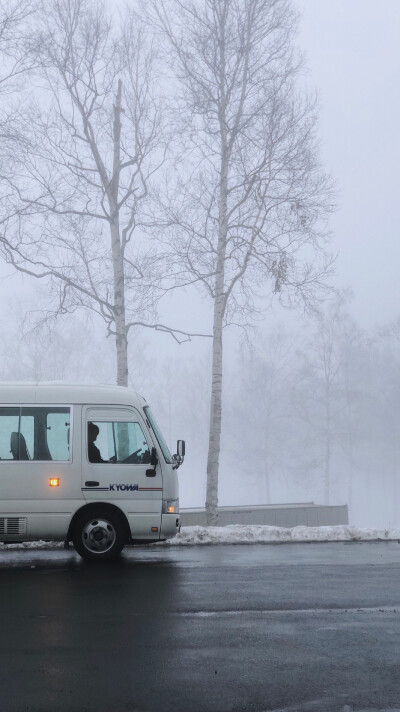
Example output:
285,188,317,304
297,0,400,328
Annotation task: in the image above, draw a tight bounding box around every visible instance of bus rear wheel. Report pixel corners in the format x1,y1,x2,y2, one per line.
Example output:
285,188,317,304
72,508,126,561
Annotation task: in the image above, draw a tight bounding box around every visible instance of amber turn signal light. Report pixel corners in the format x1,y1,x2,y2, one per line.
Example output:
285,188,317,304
151,527,158,532
49,478,60,487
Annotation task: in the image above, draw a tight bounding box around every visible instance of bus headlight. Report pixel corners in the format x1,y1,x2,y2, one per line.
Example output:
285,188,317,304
162,499,179,514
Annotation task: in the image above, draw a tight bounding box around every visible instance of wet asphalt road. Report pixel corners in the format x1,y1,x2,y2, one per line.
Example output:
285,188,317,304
1,542,400,712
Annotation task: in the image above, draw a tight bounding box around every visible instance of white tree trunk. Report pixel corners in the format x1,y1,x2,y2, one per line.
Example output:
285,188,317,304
206,297,224,525
391,435,399,526
264,466,271,505
346,423,354,520
345,372,354,520
205,139,228,525
323,390,331,505
112,234,128,388
110,79,128,388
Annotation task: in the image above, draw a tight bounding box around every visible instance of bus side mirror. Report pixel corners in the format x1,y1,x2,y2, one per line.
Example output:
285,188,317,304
177,440,185,458
150,447,158,467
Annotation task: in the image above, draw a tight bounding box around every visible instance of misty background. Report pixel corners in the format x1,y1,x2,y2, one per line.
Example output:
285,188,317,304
0,0,399,528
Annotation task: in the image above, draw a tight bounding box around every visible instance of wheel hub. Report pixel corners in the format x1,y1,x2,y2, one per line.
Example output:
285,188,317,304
82,518,116,554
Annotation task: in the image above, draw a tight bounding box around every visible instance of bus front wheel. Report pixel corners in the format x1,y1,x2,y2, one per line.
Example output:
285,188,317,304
72,508,126,561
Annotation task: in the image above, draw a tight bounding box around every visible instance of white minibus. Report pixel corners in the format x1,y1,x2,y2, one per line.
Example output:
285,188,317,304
0,383,185,560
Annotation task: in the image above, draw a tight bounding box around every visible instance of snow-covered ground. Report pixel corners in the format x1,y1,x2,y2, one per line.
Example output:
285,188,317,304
1,524,400,550
161,524,400,546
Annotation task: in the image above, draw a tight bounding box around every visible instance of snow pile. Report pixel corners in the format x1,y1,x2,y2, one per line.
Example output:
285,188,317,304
0,540,64,550
161,524,400,546
1,525,400,550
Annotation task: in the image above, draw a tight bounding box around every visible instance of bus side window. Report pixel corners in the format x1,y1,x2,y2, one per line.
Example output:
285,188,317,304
88,421,150,464
0,408,21,461
46,409,70,461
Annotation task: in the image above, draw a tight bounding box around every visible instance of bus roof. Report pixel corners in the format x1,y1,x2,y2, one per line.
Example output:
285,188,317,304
0,383,146,408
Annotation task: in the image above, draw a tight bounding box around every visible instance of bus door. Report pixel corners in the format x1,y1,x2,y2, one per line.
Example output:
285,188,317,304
82,406,162,539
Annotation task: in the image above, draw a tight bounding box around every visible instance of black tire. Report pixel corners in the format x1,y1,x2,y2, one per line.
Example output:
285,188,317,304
72,508,126,561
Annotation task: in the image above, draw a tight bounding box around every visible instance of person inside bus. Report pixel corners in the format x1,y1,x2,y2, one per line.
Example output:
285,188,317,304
88,422,105,463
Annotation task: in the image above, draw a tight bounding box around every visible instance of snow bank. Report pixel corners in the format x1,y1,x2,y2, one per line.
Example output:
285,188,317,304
0,540,64,550
160,524,400,546
1,525,400,550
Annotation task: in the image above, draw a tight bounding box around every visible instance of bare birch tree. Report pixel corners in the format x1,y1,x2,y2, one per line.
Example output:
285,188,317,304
0,0,190,386
146,0,334,523
293,294,363,505
232,328,295,503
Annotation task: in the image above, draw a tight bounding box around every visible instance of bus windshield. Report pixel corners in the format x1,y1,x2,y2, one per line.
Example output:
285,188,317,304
144,407,173,464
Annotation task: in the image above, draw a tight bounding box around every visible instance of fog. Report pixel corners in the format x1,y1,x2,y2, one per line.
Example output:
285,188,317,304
299,0,400,328
0,0,399,528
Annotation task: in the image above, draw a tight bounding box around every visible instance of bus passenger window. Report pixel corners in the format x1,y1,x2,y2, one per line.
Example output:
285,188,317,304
0,408,22,460
0,407,71,462
46,409,70,461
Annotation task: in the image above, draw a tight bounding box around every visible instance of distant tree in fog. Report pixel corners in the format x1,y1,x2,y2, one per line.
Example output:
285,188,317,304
0,311,114,383
0,0,194,387
147,0,334,523
292,293,363,505
362,320,400,525
227,327,295,503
